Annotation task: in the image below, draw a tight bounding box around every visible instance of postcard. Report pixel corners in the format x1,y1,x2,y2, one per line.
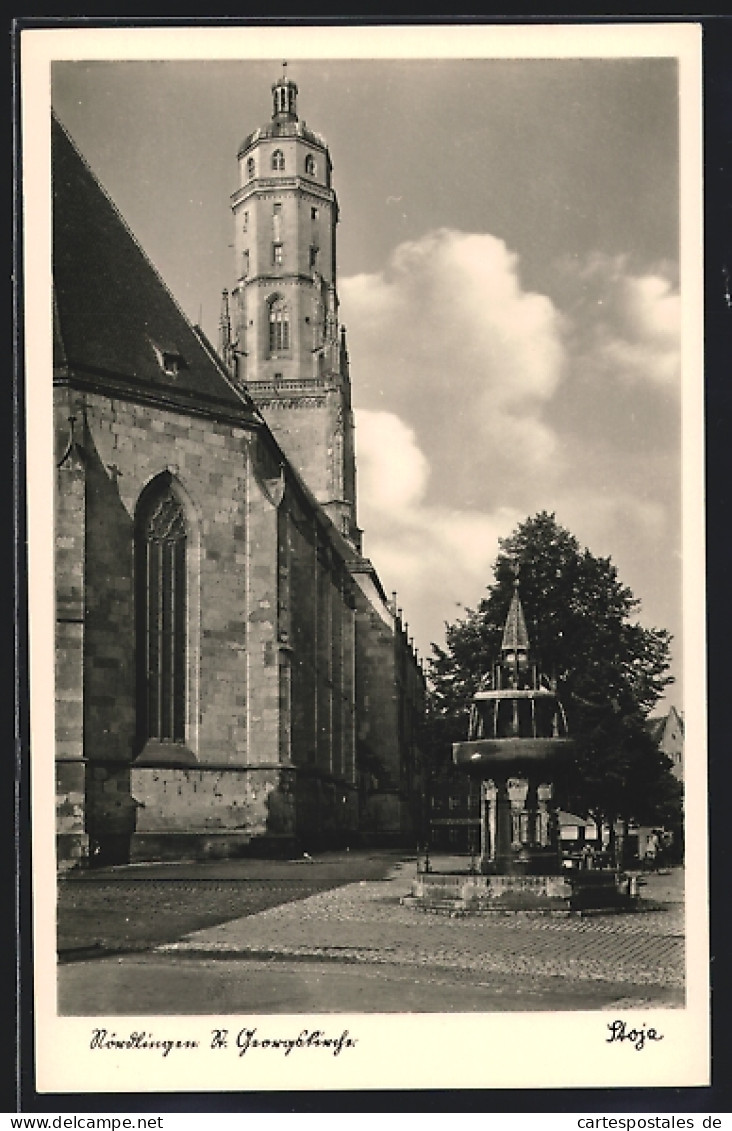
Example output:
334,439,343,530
20,21,708,1097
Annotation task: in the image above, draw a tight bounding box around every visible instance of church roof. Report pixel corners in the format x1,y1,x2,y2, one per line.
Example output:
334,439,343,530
52,114,259,426
501,585,530,654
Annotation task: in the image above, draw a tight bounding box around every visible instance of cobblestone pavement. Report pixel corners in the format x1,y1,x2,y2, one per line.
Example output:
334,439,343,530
57,852,405,956
160,862,685,995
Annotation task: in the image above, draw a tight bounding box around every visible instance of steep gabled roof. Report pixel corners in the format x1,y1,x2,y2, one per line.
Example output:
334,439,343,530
646,706,684,748
52,114,258,426
646,715,667,743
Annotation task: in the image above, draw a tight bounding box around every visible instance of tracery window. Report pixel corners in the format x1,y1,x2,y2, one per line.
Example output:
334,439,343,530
271,149,285,171
268,298,290,353
137,478,187,744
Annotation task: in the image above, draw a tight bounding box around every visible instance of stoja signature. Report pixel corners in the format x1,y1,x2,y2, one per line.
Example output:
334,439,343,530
606,1019,664,1051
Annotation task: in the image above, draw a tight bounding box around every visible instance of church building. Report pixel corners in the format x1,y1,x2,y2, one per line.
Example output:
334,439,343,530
53,73,426,869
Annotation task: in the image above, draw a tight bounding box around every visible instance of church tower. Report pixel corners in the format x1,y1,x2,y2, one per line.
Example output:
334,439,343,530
227,70,360,549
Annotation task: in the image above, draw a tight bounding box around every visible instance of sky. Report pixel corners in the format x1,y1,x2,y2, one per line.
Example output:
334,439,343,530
47,28,701,709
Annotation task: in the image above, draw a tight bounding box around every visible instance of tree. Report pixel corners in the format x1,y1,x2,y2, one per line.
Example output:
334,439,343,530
427,512,679,848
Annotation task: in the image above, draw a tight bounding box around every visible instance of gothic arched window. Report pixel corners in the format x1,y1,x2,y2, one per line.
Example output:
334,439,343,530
268,298,290,353
136,477,187,745
271,149,285,171
304,154,317,176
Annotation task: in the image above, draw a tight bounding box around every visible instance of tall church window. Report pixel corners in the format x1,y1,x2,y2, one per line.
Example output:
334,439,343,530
246,157,255,180
269,298,290,353
272,202,282,241
304,154,317,176
271,149,285,171
136,477,187,744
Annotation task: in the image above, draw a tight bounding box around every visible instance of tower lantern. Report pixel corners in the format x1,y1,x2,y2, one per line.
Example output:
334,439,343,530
272,64,298,121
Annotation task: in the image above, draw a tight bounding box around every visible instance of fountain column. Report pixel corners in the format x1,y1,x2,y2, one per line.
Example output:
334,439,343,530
525,778,541,846
487,774,513,873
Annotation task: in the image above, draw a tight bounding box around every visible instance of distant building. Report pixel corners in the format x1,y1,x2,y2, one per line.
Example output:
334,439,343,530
53,74,425,870
647,705,684,781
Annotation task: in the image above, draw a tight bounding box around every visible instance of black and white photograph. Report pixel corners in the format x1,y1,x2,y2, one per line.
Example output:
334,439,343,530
21,22,708,1095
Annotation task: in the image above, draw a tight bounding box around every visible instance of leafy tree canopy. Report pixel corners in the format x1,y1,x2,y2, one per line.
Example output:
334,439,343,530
427,512,678,828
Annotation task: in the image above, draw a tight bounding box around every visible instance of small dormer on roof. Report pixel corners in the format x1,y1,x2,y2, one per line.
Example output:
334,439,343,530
272,64,298,122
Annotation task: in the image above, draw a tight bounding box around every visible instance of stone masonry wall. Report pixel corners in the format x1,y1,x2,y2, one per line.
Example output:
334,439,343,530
282,490,358,847
55,386,366,863
55,394,88,867
55,388,287,862
354,588,405,842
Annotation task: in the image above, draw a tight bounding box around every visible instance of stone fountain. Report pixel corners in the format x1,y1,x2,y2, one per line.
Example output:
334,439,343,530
406,577,638,913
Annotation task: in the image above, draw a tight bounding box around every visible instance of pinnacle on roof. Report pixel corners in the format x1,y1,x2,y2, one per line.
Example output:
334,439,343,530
501,577,531,657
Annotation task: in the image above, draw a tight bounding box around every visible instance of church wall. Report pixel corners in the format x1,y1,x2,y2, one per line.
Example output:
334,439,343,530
55,398,88,867
352,589,427,846
287,505,318,766
80,392,262,762
239,199,318,379
353,590,402,842
295,192,335,286
55,387,302,863
234,190,336,379
394,618,427,841
129,765,293,861
259,398,333,510
252,188,298,282
55,382,368,865
281,493,359,848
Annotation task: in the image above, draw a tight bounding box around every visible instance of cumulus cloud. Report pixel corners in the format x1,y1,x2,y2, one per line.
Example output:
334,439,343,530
354,410,428,512
342,229,566,503
561,253,681,389
355,407,521,651
343,233,681,659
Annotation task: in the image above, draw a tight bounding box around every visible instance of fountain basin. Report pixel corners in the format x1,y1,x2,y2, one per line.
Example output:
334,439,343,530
403,869,638,914
453,737,573,770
